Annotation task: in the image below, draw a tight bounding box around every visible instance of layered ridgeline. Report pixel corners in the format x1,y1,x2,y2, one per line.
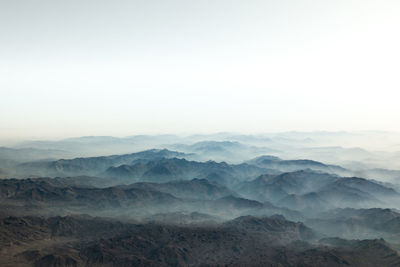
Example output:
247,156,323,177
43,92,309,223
1,143,400,266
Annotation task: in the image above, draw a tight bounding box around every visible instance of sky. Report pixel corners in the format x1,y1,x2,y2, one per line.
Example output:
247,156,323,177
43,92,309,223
1,0,400,140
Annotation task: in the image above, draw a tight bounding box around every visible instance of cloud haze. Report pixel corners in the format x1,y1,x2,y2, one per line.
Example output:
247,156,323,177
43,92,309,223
1,0,400,139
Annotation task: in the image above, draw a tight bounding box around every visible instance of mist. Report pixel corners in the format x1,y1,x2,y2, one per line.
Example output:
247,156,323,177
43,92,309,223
2,133,400,265
2,0,400,266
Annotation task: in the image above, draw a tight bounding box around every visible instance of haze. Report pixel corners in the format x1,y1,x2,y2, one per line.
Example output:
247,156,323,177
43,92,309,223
1,0,400,140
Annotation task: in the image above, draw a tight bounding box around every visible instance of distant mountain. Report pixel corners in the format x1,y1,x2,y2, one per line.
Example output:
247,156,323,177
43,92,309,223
263,170,338,195
239,170,399,210
0,147,73,163
304,177,400,210
332,177,400,199
169,140,278,163
104,157,272,186
305,180,382,209
355,168,400,183
17,149,188,177
247,155,348,175
16,136,153,156
239,174,290,202
239,170,338,203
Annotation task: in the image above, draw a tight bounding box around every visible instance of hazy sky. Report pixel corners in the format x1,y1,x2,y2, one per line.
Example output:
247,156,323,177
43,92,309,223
1,0,400,139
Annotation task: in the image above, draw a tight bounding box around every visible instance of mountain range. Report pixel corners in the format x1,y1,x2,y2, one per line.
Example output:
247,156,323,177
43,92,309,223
2,136,400,266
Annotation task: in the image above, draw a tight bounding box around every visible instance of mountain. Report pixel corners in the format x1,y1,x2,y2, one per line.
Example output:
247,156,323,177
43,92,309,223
263,170,338,195
17,135,189,154
169,140,278,163
144,211,220,225
247,155,348,175
332,177,400,199
0,178,297,221
104,157,272,186
28,176,119,188
224,215,316,242
270,176,397,210
238,170,399,210
313,177,399,209
0,147,73,163
355,168,400,183
17,149,188,177
317,238,400,267
279,192,329,211
239,170,338,203
0,178,180,215
239,174,289,202
2,214,398,267
125,178,237,200
306,208,400,241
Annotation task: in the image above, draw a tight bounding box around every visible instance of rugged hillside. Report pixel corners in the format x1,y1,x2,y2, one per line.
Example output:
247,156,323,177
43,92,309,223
2,214,399,267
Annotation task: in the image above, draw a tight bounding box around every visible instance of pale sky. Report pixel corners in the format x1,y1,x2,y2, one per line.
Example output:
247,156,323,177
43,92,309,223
1,0,400,140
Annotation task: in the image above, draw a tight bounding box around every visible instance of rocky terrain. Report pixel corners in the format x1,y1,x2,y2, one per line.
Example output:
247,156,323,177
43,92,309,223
1,137,400,266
